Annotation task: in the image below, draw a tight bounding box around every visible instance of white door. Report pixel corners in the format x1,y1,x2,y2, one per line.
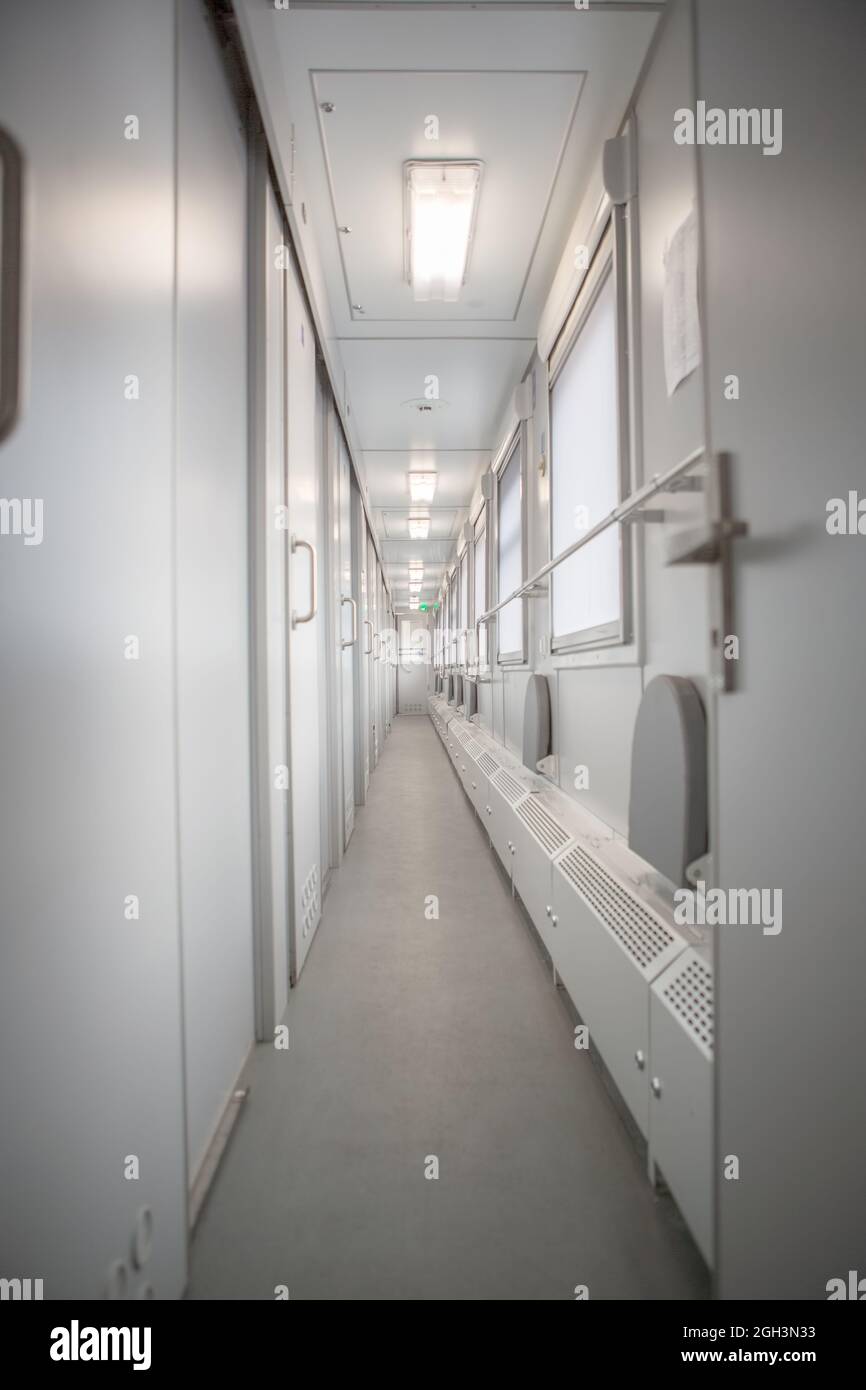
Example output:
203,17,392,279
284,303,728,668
286,257,322,982
338,438,356,847
367,533,380,768
354,498,371,798
262,179,291,1023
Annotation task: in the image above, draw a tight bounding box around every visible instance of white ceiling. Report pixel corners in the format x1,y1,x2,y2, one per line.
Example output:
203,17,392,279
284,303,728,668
239,3,660,607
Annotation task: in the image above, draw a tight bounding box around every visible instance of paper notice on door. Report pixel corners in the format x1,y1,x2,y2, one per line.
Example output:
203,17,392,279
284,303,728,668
662,208,701,396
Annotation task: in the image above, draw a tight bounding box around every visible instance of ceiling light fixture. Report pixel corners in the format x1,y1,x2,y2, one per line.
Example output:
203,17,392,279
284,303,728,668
408,471,437,504
408,518,430,540
404,160,483,303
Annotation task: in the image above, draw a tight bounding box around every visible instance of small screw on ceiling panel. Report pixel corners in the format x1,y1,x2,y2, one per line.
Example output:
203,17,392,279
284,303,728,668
320,101,335,113
338,226,351,234
352,304,365,313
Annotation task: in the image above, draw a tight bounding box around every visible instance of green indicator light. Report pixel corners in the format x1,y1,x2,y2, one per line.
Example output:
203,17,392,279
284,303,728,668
419,602,428,612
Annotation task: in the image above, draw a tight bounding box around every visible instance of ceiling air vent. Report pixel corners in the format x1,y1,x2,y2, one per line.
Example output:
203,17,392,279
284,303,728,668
492,768,525,805
515,797,571,857
477,751,499,778
556,843,680,977
464,738,480,758
660,950,714,1055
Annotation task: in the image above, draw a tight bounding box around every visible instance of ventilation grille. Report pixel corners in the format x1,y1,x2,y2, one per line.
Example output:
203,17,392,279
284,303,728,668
515,797,571,857
662,953,714,1052
557,844,677,972
300,863,320,940
464,739,480,758
492,768,525,805
477,752,499,778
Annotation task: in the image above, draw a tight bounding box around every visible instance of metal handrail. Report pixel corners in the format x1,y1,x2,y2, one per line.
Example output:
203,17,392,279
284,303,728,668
474,446,707,649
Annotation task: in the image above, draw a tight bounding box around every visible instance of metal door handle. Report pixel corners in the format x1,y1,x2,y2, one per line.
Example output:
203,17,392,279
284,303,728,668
0,128,24,445
341,595,358,648
291,536,317,627
363,618,373,655
372,632,380,660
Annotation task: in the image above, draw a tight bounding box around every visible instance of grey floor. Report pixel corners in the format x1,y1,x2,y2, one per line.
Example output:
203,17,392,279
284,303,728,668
189,715,709,1300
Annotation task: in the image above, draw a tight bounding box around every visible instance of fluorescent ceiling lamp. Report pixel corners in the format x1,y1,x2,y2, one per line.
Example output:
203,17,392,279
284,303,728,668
408,471,437,504
409,582,422,595
408,565,424,582
409,598,420,610
408,518,430,539
405,161,482,303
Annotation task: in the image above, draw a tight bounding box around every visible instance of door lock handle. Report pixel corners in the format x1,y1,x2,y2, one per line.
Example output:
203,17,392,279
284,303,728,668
341,595,358,648
0,127,24,446
291,536,317,627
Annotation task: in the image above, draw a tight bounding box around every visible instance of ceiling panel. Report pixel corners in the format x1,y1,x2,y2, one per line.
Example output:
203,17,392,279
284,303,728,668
341,337,531,450
313,70,584,323
236,0,661,574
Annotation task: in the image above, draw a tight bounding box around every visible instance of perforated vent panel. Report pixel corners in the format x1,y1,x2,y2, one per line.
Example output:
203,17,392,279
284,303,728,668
492,768,525,805
464,739,480,758
556,844,678,974
661,952,714,1053
300,863,320,940
515,797,571,857
477,752,499,778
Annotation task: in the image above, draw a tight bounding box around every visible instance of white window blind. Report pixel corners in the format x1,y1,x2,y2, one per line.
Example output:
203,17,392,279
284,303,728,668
497,439,523,659
473,514,487,666
550,267,622,646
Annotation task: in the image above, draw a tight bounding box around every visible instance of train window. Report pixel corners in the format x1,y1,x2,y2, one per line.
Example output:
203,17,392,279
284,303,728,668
459,546,469,667
473,506,488,669
448,567,458,666
549,226,625,651
496,432,525,664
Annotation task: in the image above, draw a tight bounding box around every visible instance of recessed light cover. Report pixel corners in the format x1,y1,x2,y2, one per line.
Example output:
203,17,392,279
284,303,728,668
408,472,437,504
405,161,483,303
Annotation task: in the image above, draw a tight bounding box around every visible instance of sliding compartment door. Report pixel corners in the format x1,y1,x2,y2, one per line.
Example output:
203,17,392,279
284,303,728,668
338,438,356,846
353,493,371,800
286,258,322,981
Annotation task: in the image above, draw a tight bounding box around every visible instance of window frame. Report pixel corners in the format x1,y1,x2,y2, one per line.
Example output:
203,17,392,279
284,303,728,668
494,428,527,667
458,543,469,669
547,214,632,656
447,564,458,668
470,501,488,674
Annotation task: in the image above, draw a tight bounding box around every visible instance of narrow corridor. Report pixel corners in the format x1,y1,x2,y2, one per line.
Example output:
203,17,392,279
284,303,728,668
189,716,707,1300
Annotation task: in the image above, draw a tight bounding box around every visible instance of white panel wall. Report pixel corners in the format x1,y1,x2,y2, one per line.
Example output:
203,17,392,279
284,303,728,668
176,0,255,1181
635,0,709,695
0,0,187,1298
696,0,866,1299
473,0,711,845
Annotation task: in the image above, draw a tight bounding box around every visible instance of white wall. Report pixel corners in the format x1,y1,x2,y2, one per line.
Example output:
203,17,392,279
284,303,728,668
176,0,255,1182
696,0,866,1299
471,0,711,848
0,0,187,1298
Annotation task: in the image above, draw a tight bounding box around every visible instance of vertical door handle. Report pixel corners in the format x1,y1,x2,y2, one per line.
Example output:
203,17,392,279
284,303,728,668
0,128,24,445
341,595,358,648
291,536,317,627
372,632,380,660
363,618,373,655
